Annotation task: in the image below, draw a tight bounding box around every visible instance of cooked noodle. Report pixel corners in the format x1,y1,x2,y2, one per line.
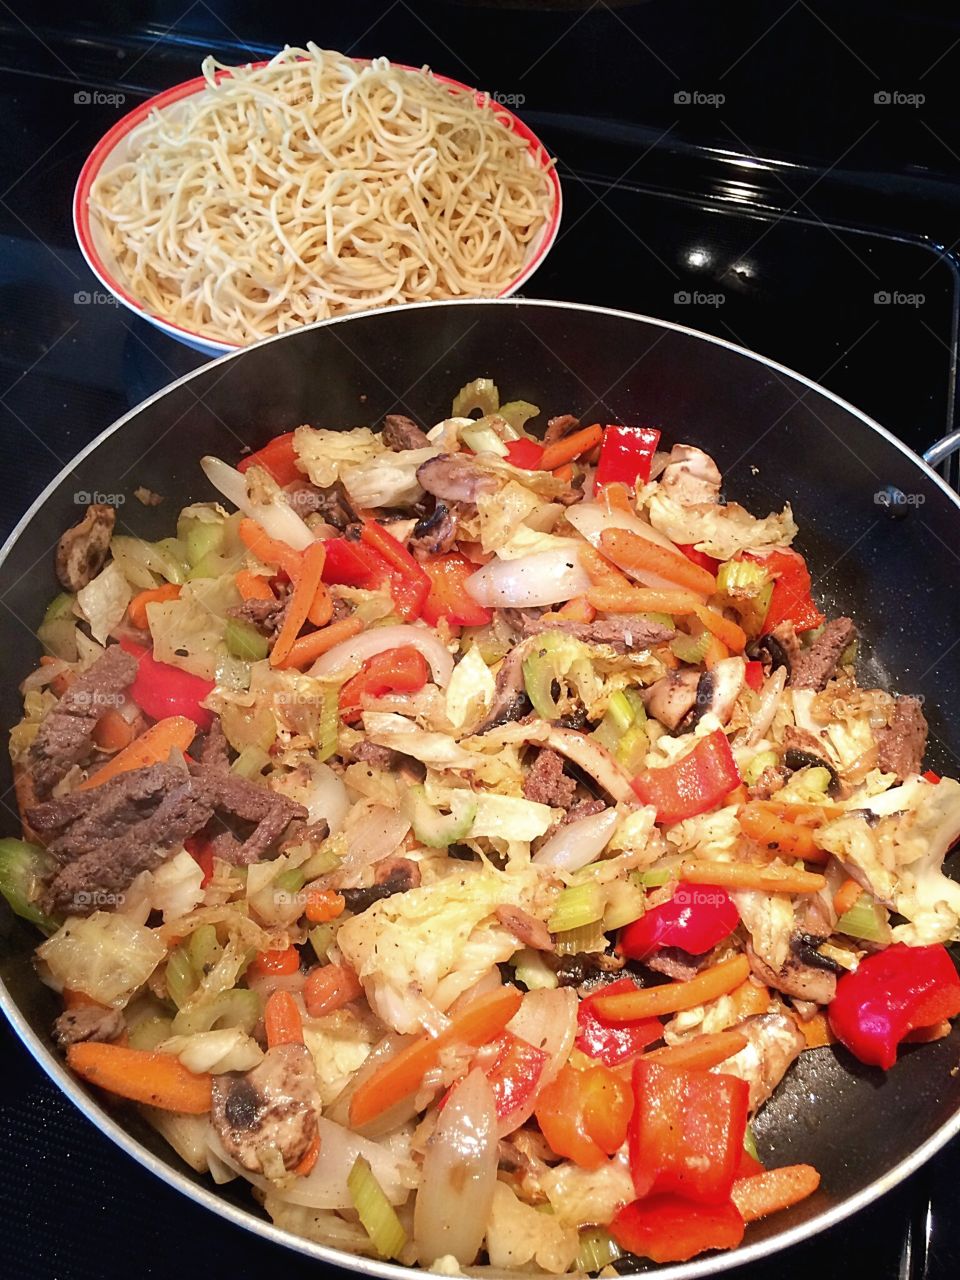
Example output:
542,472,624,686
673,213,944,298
87,45,554,344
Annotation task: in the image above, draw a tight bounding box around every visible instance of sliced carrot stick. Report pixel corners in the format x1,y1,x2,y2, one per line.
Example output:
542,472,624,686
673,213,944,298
729,979,771,1020
545,596,596,624
694,604,746,653
795,1011,835,1049
600,527,717,596
643,1029,748,1070
276,614,364,670
238,517,303,579
587,582,704,616
602,482,635,515
264,990,305,1049
833,877,862,917
307,581,333,628
235,569,275,602
731,1164,821,1223
540,423,603,471
270,541,326,667
552,463,574,483
305,888,345,923
66,1042,212,1113
903,1019,952,1044
128,583,181,630
78,716,196,790
349,986,523,1127
304,963,364,1019
749,799,844,825
63,987,107,1010
680,858,827,895
92,708,137,754
591,956,750,1024
293,1132,321,1178
738,804,826,863
40,655,71,697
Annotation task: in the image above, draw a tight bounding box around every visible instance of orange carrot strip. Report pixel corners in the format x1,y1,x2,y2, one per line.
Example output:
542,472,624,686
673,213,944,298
63,988,107,1010
643,1029,748,1070
276,615,363,671
293,1132,321,1177
78,716,196,791
307,581,333,628
587,583,704,615
694,604,746,653
552,463,574,483
592,956,750,1023
738,804,826,863
66,1043,212,1113
305,889,345,923
731,1164,821,1223
304,963,364,1019
833,877,862,917
92,708,136,754
235,570,275,602
904,1019,952,1044
749,799,843,825
40,656,72,697
602,482,635,515
600,527,717,595
128,583,181,631
264,990,304,1049
349,986,523,1127
796,1011,835,1049
680,858,827,895
540,423,603,471
729,979,771,1020
270,541,326,667
238,517,303,579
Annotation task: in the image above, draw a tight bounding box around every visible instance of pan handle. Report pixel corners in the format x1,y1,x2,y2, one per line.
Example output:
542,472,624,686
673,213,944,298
924,429,960,468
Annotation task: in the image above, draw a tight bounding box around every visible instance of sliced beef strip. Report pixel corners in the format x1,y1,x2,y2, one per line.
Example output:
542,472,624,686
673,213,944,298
748,765,790,800
416,454,498,504
228,593,288,639
53,1005,125,1048
523,747,577,808
198,717,230,771
876,695,928,780
189,765,308,864
519,614,674,651
285,480,357,530
382,413,430,451
496,905,553,951
644,947,711,982
351,740,400,770
408,501,458,559
543,414,580,444
790,617,857,691
29,646,138,797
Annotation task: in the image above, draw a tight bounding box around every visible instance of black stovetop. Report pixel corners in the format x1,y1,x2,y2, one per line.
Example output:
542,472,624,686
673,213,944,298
1,5,959,1277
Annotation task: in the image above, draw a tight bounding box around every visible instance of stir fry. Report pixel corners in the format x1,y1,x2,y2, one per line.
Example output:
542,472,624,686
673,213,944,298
5,380,960,1271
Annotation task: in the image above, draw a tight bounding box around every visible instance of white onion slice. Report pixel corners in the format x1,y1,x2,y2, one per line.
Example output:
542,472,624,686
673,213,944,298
328,802,411,889
309,623,454,686
744,666,788,747
414,1067,498,1266
533,806,620,871
201,455,316,550
465,549,590,608
565,501,686,590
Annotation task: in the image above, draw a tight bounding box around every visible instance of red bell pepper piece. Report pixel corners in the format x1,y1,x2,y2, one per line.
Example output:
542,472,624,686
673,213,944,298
237,431,301,486
535,1061,634,1168
484,1032,548,1121
610,1194,744,1263
828,943,960,1070
321,537,384,587
359,520,431,621
630,1060,750,1204
619,885,739,962
676,543,721,574
575,978,662,1066
118,638,214,731
631,729,741,825
743,548,825,634
185,836,215,887
420,552,492,626
923,770,941,785
504,438,545,470
595,425,661,492
339,646,430,724
744,659,764,692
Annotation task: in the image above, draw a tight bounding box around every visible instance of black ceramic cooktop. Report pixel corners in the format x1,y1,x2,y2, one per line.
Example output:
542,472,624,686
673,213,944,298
1,5,960,1278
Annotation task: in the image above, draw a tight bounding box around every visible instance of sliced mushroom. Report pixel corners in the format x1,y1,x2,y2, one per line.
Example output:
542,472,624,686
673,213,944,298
716,1012,804,1111
55,503,115,591
416,455,499,504
542,726,635,804
495,905,553,952
210,1043,320,1175
783,747,842,797
659,444,722,505
686,657,746,729
52,1004,124,1048
746,940,837,1005
642,669,700,730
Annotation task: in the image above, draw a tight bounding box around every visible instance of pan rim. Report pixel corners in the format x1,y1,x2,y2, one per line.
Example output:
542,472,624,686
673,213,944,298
2,295,958,1279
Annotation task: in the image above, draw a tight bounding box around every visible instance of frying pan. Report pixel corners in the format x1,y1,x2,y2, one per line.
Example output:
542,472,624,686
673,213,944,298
2,298,959,1278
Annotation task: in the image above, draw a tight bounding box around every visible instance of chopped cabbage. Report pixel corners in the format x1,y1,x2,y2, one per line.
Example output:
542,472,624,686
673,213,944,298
149,849,204,922
730,888,795,971
76,562,132,644
495,524,584,562
666,804,741,859
341,446,438,508
646,492,797,560
362,712,482,770
148,578,240,680
303,1009,378,1105
485,1181,578,1273
38,912,165,1007
477,481,539,553
452,791,554,842
293,425,381,487
160,1027,264,1074
445,644,495,732
541,1153,634,1227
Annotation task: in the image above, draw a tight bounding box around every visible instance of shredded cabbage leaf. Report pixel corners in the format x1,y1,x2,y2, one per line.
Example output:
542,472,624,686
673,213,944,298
293,425,381,487
38,912,166,1007
76,562,132,645
646,491,797,560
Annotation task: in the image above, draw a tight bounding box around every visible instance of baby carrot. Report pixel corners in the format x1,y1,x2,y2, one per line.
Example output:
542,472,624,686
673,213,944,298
591,956,750,1023
78,716,196,790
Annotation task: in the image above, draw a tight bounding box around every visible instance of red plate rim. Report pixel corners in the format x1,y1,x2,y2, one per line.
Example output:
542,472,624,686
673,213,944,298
72,57,563,351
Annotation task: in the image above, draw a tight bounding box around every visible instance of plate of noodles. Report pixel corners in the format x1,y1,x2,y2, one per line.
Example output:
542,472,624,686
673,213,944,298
73,46,561,357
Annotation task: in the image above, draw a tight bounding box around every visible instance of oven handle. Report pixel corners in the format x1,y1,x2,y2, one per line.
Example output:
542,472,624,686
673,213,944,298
924,429,960,468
